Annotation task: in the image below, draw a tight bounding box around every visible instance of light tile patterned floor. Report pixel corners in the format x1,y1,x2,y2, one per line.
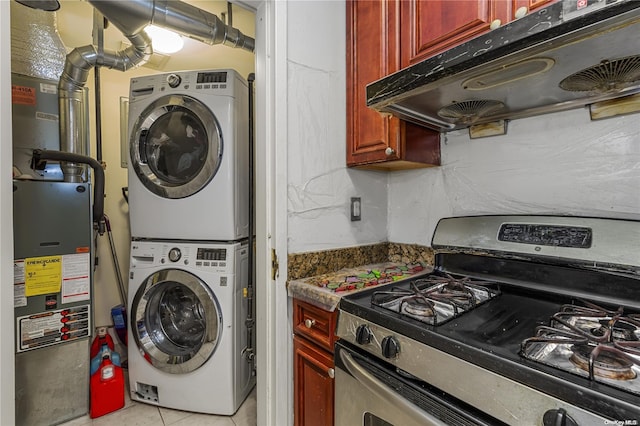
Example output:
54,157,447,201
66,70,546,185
60,378,257,426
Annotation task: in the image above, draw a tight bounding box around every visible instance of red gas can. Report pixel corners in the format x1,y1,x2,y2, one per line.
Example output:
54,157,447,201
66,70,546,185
90,327,115,358
90,355,125,418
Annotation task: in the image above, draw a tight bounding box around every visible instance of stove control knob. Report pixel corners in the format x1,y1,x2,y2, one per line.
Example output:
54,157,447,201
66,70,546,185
168,248,182,262
542,409,578,426
381,336,400,359
355,325,372,345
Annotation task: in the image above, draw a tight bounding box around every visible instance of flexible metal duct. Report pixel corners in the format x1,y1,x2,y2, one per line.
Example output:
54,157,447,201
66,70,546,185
59,0,255,182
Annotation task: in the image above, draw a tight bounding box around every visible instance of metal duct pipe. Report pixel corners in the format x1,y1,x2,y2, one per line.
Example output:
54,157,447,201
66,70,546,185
87,0,255,52
58,31,152,181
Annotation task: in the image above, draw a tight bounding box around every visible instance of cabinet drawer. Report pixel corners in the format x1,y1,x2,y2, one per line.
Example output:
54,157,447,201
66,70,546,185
293,299,338,353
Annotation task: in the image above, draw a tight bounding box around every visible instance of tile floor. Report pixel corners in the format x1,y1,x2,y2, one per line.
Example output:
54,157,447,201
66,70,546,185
60,376,257,426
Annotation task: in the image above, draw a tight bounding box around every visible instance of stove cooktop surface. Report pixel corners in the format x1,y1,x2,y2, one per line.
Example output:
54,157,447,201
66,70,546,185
338,256,640,421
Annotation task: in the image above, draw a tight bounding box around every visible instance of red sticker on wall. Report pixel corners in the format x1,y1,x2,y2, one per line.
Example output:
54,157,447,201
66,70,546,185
12,85,36,106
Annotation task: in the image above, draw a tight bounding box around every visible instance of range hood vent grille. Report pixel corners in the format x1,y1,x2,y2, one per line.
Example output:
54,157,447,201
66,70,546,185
559,55,640,93
437,100,505,124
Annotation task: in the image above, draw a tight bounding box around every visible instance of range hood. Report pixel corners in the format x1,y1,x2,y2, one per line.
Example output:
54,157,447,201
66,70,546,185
366,0,640,132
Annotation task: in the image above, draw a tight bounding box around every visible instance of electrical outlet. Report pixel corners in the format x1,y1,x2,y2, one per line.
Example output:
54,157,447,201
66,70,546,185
350,197,361,221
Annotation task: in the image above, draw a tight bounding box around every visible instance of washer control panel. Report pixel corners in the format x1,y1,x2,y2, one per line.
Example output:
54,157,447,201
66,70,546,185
129,242,235,273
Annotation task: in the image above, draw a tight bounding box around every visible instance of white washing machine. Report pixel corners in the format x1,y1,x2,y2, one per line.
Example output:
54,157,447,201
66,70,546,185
127,240,255,415
127,69,249,241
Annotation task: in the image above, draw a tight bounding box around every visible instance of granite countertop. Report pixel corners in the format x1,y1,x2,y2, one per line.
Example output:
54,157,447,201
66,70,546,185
287,261,432,312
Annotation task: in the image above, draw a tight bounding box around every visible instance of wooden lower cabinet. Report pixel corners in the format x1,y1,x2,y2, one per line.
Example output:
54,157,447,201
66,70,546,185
293,335,335,426
293,298,338,426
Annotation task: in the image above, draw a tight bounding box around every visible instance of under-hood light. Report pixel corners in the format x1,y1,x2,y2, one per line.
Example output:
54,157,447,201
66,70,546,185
145,25,184,54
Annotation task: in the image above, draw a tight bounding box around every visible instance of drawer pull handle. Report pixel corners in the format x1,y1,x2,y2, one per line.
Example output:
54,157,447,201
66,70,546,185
327,368,335,379
304,319,316,328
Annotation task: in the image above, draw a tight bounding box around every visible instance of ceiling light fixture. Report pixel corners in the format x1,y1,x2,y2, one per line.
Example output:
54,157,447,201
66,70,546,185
145,25,184,54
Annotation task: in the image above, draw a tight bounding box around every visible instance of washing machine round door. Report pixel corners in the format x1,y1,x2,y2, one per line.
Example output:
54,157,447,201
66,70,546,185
130,94,223,199
131,269,222,374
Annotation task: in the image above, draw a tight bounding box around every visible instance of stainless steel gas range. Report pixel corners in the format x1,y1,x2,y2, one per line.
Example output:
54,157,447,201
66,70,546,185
335,215,640,426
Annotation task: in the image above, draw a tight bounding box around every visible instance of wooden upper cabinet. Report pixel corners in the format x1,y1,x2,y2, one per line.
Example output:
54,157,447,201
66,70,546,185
400,0,511,66
346,0,440,170
401,0,559,66
346,0,400,166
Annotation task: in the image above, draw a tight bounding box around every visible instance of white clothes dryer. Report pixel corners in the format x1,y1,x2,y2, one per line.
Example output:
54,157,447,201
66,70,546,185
127,69,249,241
127,240,255,415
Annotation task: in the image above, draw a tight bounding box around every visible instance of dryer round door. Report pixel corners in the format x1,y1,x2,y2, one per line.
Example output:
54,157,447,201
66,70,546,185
131,268,222,374
130,94,223,199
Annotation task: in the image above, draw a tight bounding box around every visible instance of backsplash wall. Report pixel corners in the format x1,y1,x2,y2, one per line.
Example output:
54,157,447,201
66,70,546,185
388,108,640,246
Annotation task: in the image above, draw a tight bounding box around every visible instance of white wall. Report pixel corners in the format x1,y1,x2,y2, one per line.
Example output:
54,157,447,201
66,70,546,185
0,1,16,422
388,108,640,245
286,0,388,254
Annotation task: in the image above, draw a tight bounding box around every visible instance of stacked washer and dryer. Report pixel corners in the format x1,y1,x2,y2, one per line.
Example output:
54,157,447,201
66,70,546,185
126,69,255,415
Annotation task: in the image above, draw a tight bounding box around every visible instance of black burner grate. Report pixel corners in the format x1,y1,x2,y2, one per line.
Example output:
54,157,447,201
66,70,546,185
371,273,501,326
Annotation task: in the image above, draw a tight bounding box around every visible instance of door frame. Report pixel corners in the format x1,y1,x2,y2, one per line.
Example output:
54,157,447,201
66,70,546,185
253,1,292,425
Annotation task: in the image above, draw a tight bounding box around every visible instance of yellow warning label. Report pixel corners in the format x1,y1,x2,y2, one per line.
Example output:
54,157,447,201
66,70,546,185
24,256,62,297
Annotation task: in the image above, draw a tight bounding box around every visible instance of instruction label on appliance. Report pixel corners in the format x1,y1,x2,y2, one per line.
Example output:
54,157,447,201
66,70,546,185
15,253,91,304
24,256,62,297
11,84,36,106
13,260,26,308
61,253,91,304
17,305,90,352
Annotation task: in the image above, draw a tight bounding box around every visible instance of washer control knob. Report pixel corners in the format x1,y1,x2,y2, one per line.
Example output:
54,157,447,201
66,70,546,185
166,74,182,88
355,324,373,345
381,336,400,359
168,248,182,262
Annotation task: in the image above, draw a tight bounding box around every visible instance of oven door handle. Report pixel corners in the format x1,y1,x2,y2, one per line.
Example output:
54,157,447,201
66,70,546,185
339,349,448,426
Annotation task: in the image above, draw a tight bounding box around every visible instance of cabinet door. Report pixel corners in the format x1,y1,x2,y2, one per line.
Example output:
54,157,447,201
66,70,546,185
346,0,401,166
400,0,511,66
346,0,441,170
294,336,335,426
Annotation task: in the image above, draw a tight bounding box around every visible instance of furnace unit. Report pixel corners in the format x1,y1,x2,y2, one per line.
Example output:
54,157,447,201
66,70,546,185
13,180,94,425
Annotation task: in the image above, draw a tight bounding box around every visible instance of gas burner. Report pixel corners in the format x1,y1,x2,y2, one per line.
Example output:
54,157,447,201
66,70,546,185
522,300,640,394
569,344,637,381
371,273,500,325
402,297,435,318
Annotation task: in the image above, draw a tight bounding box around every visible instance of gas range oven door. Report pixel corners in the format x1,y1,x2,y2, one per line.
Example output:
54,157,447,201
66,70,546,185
334,341,503,426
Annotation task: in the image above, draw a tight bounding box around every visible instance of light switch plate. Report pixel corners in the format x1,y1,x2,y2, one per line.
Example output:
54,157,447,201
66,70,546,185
351,197,361,221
